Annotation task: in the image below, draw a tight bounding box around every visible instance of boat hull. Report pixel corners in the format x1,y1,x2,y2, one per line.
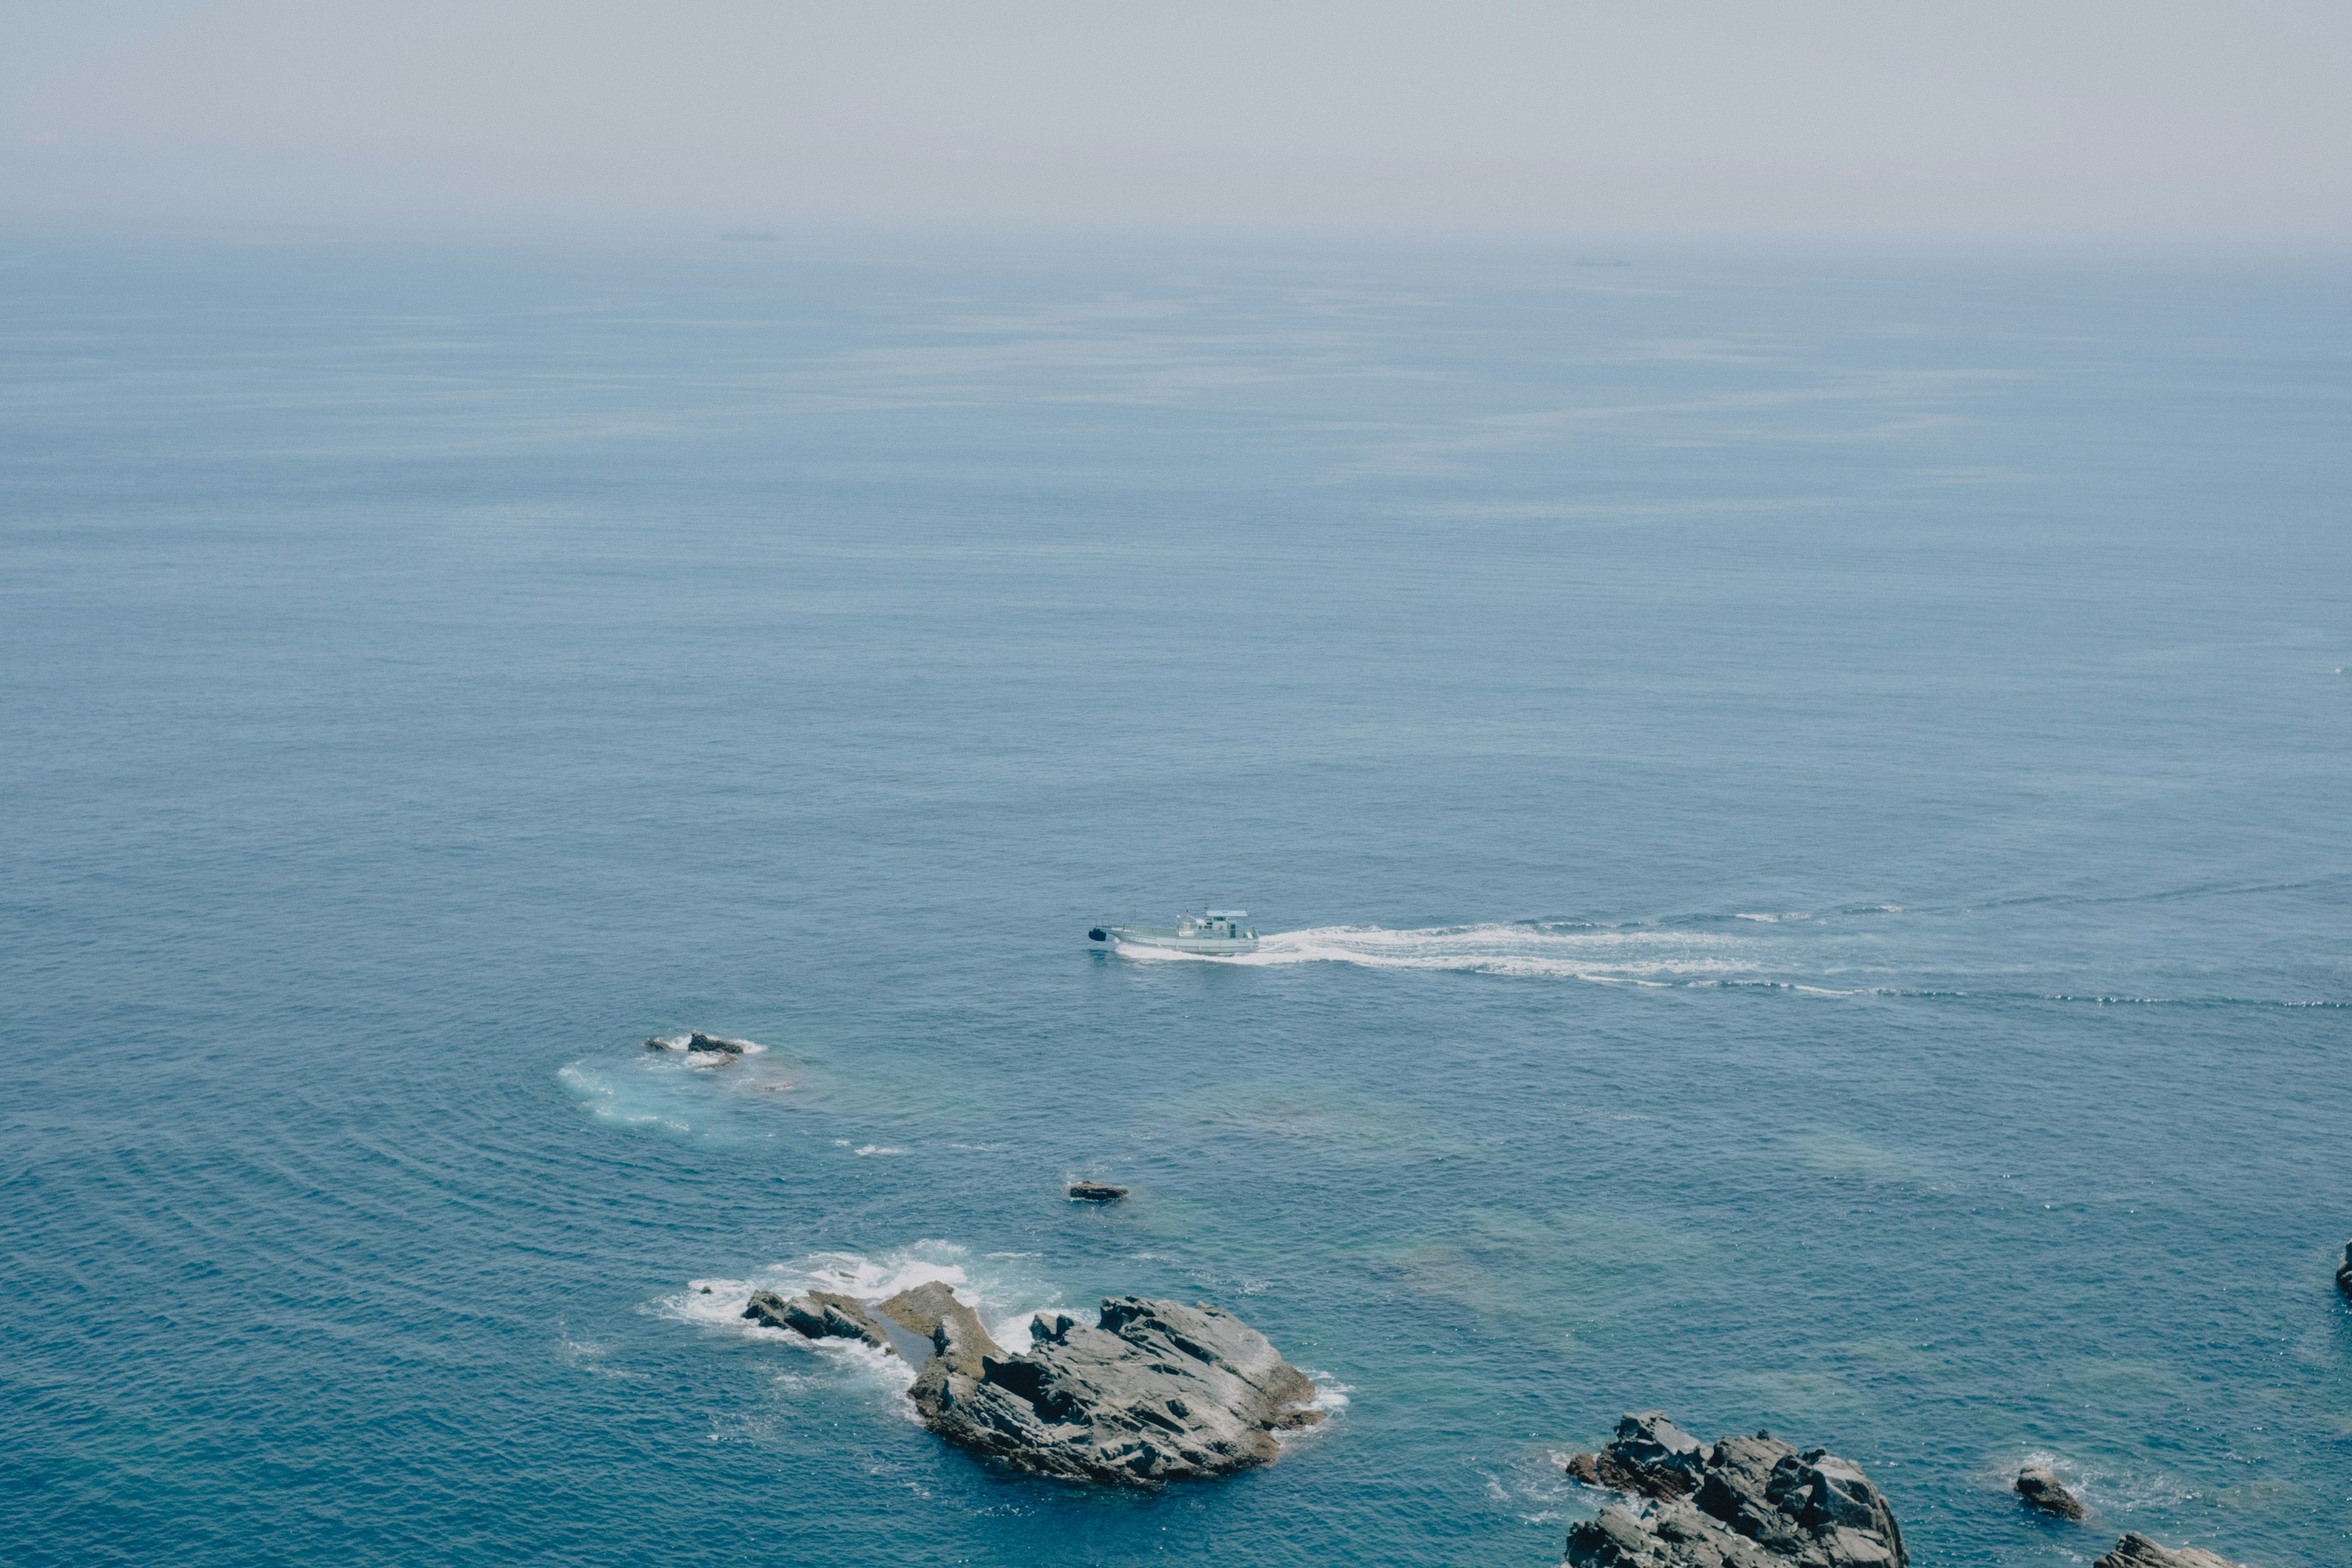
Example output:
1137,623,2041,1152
1103,927,1259,956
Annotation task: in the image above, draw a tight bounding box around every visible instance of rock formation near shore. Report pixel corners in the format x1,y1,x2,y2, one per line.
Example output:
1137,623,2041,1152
2015,1464,2086,1520
1564,1413,1906,1568
2092,1533,2250,1568
743,1287,892,1349
742,1283,1321,1485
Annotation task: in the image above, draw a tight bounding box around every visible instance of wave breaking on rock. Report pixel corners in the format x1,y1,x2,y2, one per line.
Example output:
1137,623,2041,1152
744,1283,1321,1485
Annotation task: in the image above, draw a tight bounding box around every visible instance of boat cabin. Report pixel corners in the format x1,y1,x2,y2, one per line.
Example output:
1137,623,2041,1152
1178,910,1254,940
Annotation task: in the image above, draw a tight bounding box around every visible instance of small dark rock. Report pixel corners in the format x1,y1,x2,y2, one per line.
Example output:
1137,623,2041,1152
687,1031,750,1054
1566,1452,1602,1486
2337,1239,2351,1298
1068,1182,1129,1202
2093,1532,2249,1568
2016,1464,2086,1520
643,1036,670,1050
699,1286,712,1295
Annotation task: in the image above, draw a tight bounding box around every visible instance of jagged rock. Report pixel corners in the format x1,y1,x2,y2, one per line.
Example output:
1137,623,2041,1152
919,1295,1322,1484
2092,1533,2250,1568
877,1281,1007,1411
2016,1464,2086,1520
2337,1240,2351,1298
1068,1182,1129,1202
876,1281,1000,1365
1564,1413,1905,1568
734,1280,1319,1486
742,1287,891,1350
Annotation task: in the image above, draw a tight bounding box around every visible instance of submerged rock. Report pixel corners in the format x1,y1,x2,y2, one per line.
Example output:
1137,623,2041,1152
2015,1464,2086,1520
922,1296,1322,1484
2092,1534,2250,1568
1564,1413,1906,1568
2337,1239,2351,1298
1068,1182,1128,1202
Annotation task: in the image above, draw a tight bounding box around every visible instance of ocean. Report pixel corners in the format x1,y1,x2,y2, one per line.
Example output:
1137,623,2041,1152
3,230,2346,1566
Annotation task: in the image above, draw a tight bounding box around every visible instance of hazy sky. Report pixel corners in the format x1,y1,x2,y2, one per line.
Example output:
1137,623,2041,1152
7,1,2348,241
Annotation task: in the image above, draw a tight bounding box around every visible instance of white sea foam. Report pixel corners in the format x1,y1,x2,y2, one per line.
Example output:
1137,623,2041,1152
556,1064,691,1134
559,1032,813,1139
641,1031,771,1059
1990,1447,2199,1513
1121,921,1776,987
652,1241,1063,1401
1264,1370,1351,1453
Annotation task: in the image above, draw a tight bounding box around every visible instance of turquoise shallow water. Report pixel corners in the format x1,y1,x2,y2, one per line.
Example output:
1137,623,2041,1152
3,232,2348,1566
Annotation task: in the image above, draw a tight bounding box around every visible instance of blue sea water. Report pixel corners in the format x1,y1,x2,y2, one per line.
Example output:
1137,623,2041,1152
2,229,2348,1567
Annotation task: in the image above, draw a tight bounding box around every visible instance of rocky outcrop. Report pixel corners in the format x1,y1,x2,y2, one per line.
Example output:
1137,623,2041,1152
742,1282,1320,1485
1068,1182,1128,1202
1565,1414,1905,1568
2092,1534,2250,1568
2337,1240,2351,1298
2015,1464,2086,1520
742,1287,891,1349
643,1031,751,1054
925,1296,1322,1483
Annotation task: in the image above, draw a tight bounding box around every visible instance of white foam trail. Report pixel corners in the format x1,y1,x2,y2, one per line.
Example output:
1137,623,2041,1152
1120,922,1774,987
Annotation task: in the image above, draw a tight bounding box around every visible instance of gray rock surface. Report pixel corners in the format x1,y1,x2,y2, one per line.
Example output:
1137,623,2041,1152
2092,1533,2250,1568
1564,1414,1906,1568
1068,1182,1128,1202
738,1281,1319,1485
742,1287,890,1350
918,1295,1323,1484
2015,1464,2086,1520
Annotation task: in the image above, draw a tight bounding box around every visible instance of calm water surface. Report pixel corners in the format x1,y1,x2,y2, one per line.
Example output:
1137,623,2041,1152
4,231,2348,1566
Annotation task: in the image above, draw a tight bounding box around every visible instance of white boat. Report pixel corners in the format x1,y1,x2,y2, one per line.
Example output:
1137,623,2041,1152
1088,910,1258,956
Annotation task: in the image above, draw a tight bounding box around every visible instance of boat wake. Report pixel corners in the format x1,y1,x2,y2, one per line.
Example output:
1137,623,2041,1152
1120,921,1771,986
1112,914,2348,1008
